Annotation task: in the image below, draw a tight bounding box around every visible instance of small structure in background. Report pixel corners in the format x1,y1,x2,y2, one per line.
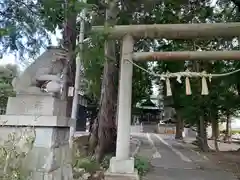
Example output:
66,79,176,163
160,107,177,124
156,95,178,135
160,96,176,121
75,94,96,132
133,98,162,124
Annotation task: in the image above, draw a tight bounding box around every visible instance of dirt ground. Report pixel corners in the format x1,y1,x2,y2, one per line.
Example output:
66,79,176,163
184,139,240,179
206,140,240,179
204,150,240,179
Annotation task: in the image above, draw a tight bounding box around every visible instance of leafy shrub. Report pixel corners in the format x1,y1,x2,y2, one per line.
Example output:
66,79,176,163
100,155,112,170
220,130,240,135
74,156,101,174
134,155,150,177
0,127,35,180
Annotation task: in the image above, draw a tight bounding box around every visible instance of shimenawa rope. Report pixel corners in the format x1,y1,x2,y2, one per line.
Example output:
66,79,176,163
126,59,240,96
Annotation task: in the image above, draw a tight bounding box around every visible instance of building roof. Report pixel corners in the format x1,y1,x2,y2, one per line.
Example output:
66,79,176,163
141,99,156,107
136,98,160,110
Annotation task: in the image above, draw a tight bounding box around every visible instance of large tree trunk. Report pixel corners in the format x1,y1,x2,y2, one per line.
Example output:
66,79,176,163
94,54,118,162
88,52,118,162
224,111,232,143
175,111,183,140
211,115,219,140
62,1,77,117
191,54,209,152
211,113,219,152
88,0,119,162
171,77,184,140
197,116,209,152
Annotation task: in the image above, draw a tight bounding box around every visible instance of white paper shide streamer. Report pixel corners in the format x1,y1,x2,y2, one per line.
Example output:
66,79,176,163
185,76,192,95
201,71,209,95
165,77,172,96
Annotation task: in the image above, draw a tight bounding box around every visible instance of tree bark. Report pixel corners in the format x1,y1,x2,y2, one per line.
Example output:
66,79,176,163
191,53,209,152
175,112,183,140
62,1,77,117
211,113,219,151
88,0,119,162
224,112,232,143
197,116,209,152
211,115,219,140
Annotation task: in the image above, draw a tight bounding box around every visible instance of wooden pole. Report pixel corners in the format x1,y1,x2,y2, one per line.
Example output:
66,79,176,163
133,51,240,61
69,0,87,148
92,23,240,39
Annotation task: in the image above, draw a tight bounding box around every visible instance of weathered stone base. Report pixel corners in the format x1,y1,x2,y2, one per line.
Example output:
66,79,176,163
0,93,73,180
0,115,72,180
107,157,139,180
109,157,135,173
31,164,73,180
6,94,67,116
104,171,139,180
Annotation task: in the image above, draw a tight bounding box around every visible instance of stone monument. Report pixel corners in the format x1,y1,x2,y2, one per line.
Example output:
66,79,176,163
0,46,72,180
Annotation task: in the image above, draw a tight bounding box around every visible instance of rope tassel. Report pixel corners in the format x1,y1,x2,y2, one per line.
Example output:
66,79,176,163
201,76,209,95
166,78,172,96
185,77,192,95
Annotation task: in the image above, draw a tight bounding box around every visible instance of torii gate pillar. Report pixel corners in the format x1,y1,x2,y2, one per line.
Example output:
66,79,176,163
106,35,138,179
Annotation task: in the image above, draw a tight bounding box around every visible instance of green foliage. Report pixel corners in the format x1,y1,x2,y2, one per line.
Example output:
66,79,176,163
220,129,240,134
95,154,151,177
132,62,153,106
149,0,240,127
0,0,94,60
81,32,105,100
0,0,51,58
39,0,95,31
81,37,153,105
72,139,102,174
0,127,35,180
0,64,18,109
134,155,150,177
73,153,151,178
100,155,112,170
74,156,101,173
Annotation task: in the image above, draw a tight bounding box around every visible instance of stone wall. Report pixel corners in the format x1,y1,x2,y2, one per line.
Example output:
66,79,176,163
0,123,72,180
0,94,72,180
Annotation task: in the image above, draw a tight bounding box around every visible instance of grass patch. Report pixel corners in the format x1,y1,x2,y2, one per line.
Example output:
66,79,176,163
74,156,101,173
0,127,35,180
231,130,240,134
72,136,150,179
134,155,150,177
220,130,240,135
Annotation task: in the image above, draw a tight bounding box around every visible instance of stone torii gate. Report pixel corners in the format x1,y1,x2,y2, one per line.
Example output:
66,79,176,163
93,22,240,180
